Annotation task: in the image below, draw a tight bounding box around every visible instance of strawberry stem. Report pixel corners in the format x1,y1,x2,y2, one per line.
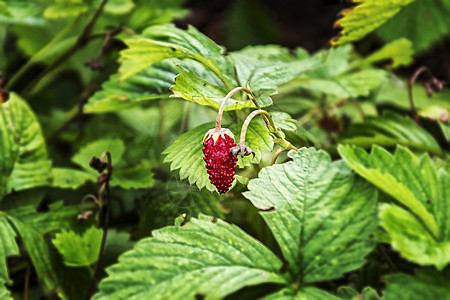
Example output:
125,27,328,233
215,86,253,130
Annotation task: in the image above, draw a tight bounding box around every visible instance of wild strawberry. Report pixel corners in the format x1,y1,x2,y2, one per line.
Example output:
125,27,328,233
202,128,238,194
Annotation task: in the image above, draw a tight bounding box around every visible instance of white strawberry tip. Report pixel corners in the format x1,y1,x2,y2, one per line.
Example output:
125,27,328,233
203,128,235,144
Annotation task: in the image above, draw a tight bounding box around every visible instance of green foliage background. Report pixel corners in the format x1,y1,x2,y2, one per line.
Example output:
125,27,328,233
0,0,449,299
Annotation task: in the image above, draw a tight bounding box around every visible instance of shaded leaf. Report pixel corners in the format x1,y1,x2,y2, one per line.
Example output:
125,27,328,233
0,215,19,294
263,287,340,300
244,148,377,282
72,138,125,171
94,214,287,299
0,93,52,199
339,111,442,154
52,168,96,189
138,183,227,236
7,201,81,234
110,162,154,189
385,269,450,299
53,226,103,267
7,216,55,289
85,61,177,114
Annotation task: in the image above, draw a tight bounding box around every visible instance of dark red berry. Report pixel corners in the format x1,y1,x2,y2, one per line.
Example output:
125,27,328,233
202,128,238,194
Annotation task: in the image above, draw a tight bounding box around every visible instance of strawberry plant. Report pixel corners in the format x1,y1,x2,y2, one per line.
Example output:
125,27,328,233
0,0,449,299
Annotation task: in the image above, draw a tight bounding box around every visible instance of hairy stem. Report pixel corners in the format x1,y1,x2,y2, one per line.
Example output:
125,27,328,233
215,87,251,130
408,66,433,124
238,109,274,145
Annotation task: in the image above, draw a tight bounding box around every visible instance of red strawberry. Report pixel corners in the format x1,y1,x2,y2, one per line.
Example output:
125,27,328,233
202,128,238,194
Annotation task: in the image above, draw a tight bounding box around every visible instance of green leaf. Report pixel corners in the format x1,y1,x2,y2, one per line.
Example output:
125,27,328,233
230,118,274,168
338,145,450,268
231,45,322,96
0,215,19,290
271,112,297,132
138,183,227,236
170,65,259,111
7,215,55,289
331,0,414,45
379,204,450,269
374,79,450,111
43,0,88,19
293,46,387,98
264,287,340,300
7,201,81,234
339,111,442,154
104,0,135,15
163,122,217,192
0,93,52,199
244,148,377,282
118,24,234,86
377,0,450,52
72,138,125,171
355,38,413,69
85,61,177,114
52,168,96,189
110,162,155,189
94,214,286,299
385,269,450,299
53,226,103,267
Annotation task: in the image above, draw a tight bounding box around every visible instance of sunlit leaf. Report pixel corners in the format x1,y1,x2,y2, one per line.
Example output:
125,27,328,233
377,0,450,52
0,93,52,199
244,148,377,282
355,38,413,69
118,24,235,84
53,226,103,267
230,118,274,168
162,123,217,192
94,214,287,299
331,0,414,45
339,145,450,269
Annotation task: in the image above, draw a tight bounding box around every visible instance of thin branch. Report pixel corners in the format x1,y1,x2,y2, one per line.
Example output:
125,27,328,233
21,0,109,96
88,151,113,299
24,261,31,300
